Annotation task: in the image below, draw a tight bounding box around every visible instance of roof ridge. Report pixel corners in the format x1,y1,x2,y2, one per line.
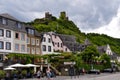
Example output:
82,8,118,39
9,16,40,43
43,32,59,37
0,13,20,21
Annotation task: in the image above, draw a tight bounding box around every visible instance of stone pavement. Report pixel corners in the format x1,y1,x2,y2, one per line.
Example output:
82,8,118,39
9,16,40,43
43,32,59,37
20,76,71,80
20,73,120,80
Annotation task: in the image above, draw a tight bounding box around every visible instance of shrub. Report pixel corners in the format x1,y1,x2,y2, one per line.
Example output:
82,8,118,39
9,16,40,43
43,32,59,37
0,70,5,79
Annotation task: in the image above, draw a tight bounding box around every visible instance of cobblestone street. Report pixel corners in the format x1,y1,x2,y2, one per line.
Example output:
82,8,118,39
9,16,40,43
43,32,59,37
20,73,120,80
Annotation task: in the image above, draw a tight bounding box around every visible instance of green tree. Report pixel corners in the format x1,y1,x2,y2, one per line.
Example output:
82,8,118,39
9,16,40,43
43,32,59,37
100,54,111,68
81,45,99,63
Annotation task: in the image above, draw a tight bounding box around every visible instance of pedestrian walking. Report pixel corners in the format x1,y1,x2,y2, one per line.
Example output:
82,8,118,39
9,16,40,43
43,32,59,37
46,68,52,80
36,69,41,80
68,65,75,79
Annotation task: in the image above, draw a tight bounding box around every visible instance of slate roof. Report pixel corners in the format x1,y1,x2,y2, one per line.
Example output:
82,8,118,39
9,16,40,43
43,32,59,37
0,13,20,22
98,45,117,60
97,46,107,54
0,21,26,33
58,34,76,43
25,25,41,37
109,52,117,60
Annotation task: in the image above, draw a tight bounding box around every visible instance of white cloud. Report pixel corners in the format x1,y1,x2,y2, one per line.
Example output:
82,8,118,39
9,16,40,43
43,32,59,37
85,6,120,38
0,0,120,38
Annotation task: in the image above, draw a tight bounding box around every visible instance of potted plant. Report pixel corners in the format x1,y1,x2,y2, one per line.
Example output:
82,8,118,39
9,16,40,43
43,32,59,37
0,70,5,79
21,70,27,78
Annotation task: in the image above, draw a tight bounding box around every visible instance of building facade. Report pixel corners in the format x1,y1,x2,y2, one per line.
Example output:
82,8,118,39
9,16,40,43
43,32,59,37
26,25,41,55
41,32,53,55
0,14,28,55
48,32,64,52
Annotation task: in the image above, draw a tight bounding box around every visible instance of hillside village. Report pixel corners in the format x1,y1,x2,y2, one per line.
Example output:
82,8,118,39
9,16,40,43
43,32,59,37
0,12,120,76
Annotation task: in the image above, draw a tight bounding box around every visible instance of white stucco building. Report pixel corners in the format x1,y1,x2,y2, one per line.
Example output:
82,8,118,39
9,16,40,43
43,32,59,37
41,33,53,55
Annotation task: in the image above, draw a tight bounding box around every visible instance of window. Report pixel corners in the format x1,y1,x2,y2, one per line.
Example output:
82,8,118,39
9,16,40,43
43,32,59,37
27,47,30,53
0,41,3,49
32,48,35,54
48,46,51,52
53,42,55,46
21,45,25,52
15,44,19,51
57,43,59,47
6,42,11,50
0,54,3,61
43,37,46,42
16,22,22,29
36,39,39,45
28,29,31,34
6,30,11,38
2,18,7,25
48,38,51,43
21,33,25,41
36,48,40,54
0,29,4,36
42,45,46,51
15,33,19,39
65,48,67,51
28,29,34,35
27,37,30,44
31,38,35,45
31,30,34,34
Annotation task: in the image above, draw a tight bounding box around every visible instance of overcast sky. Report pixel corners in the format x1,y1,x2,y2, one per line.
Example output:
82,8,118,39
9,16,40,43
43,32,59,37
0,0,120,38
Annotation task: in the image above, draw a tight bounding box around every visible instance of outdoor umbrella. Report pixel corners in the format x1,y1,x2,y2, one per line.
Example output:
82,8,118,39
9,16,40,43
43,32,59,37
4,67,16,70
9,63,26,68
25,64,39,67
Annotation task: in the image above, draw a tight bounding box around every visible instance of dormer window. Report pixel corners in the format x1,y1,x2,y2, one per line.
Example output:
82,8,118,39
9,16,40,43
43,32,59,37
16,22,22,29
28,29,34,35
43,37,46,42
2,18,7,25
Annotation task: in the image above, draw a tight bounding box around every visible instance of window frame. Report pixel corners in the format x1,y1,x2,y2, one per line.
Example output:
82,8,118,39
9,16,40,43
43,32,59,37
21,33,25,41
15,44,19,51
6,30,11,38
0,41,4,49
43,37,46,42
42,45,46,51
48,38,51,43
0,29,4,37
6,42,11,50
21,45,25,52
2,18,7,25
48,46,51,52
16,22,22,29
15,32,19,39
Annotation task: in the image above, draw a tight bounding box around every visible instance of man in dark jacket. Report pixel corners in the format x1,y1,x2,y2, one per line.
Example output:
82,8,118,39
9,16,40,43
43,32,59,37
68,65,75,79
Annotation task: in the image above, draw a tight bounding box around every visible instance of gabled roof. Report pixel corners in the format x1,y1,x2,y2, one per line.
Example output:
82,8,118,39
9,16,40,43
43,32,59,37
0,13,20,22
109,52,117,60
97,45,107,54
57,34,76,43
0,22,26,33
25,25,41,37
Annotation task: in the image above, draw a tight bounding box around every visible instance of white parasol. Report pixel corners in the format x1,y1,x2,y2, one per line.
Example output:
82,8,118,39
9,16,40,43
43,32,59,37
25,64,39,67
4,67,16,70
9,63,26,68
